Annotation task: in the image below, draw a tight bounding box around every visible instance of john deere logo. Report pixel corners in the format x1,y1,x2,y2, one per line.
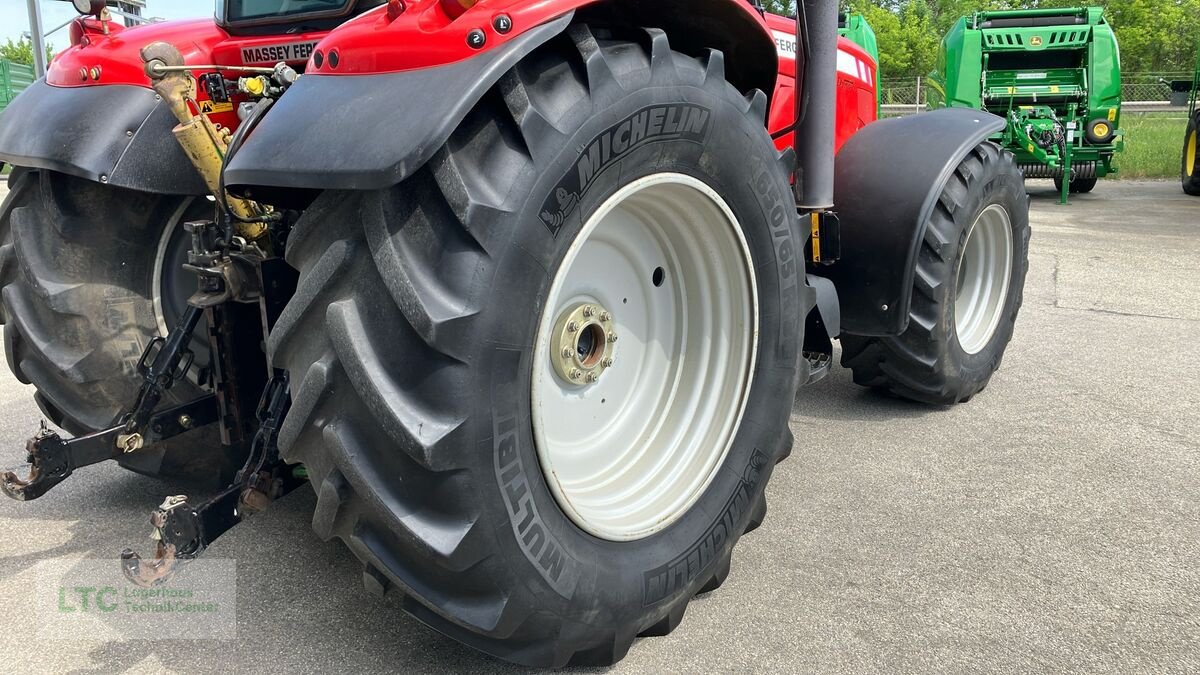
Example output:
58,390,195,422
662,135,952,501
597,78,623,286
1030,36,1043,46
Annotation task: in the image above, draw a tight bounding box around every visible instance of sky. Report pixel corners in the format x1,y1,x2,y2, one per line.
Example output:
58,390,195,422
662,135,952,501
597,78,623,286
1,0,212,46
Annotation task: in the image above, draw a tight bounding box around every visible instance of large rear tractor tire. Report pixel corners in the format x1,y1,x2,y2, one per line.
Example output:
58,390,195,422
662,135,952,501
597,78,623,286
1183,113,1200,196
841,142,1029,405
0,168,233,482
270,26,803,667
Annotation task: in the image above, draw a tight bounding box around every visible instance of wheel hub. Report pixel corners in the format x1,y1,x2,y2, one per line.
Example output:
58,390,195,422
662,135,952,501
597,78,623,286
550,303,616,386
531,173,758,541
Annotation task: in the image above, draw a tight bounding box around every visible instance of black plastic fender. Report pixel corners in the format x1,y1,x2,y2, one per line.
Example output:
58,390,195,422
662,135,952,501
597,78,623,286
0,81,207,195
824,108,1006,336
224,12,574,192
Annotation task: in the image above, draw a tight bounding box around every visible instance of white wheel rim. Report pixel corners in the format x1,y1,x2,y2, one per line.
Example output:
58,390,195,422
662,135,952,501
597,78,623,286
954,203,1014,355
152,198,196,338
531,173,758,541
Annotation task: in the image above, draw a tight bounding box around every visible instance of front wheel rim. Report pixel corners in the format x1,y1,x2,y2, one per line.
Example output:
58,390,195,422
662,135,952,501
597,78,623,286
954,203,1014,355
531,173,758,542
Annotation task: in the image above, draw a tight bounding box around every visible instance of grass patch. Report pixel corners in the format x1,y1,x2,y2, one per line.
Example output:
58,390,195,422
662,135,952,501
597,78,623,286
1117,112,1190,179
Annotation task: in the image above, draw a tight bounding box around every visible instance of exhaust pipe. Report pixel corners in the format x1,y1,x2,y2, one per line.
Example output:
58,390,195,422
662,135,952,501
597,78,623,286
793,0,837,210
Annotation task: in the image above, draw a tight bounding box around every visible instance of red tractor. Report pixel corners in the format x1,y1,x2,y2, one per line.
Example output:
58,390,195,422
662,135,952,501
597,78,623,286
0,0,1028,666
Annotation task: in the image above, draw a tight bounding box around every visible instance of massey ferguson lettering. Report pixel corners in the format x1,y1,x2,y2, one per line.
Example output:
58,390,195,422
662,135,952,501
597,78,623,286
540,104,713,235
241,41,318,65
642,449,769,605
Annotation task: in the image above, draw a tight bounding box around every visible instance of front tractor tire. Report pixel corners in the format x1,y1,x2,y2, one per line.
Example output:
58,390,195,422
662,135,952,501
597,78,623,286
0,168,230,481
841,142,1029,405
269,26,802,667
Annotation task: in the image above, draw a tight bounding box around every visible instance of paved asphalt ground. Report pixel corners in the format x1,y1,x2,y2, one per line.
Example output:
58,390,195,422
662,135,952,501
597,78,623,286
0,180,1197,673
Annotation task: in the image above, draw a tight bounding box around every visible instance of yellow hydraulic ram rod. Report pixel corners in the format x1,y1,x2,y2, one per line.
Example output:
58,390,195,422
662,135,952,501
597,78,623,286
140,42,269,241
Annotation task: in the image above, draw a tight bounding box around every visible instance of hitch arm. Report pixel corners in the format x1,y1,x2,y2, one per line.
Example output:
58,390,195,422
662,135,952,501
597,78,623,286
1,396,218,501
124,305,205,436
2,305,214,501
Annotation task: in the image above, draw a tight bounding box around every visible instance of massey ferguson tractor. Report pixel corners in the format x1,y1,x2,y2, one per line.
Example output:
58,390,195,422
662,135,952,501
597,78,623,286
0,0,1028,666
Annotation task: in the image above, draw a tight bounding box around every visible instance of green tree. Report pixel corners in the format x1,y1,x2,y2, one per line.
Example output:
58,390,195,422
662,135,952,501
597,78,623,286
849,0,1200,80
758,0,796,15
0,37,54,67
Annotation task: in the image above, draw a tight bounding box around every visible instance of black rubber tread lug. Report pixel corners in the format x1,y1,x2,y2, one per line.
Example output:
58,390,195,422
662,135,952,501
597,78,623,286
568,24,618,92
744,493,768,534
0,168,35,325
2,285,102,385
361,179,483,360
698,552,732,594
745,88,769,125
778,147,797,175
266,238,355,364
638,603,688,638
496,70,569,163
351,517,514,635
703,48,726,88
363,562,392,598
276,354,334,463
325,297,469,472
312,468,351,541
566,626,637,667
643,28,678,84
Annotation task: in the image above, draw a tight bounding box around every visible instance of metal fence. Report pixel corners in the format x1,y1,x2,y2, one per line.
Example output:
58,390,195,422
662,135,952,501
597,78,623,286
0,60,35,114
878,72,1195,115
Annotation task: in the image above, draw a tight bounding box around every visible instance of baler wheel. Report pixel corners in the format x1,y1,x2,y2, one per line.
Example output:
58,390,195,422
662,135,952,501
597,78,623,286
1053,175,1098,194
268,25,802,667
841,142,1029,405
0,168,233,482
1183,114,1200,196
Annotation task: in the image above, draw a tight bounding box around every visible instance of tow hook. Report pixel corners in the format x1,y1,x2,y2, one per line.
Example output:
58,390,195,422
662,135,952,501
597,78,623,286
121,375,303,587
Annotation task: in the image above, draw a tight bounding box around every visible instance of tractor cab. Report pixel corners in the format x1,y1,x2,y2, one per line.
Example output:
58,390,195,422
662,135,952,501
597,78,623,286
216,0,383,33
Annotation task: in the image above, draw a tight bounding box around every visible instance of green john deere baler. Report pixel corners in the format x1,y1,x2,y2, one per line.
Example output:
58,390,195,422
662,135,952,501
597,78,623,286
927,7,1123,199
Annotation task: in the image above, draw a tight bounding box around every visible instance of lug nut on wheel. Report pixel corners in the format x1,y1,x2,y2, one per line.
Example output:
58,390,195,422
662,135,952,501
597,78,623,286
550,302,617,387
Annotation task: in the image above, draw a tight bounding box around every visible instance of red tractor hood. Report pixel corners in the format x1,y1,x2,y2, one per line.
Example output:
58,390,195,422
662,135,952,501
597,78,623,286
48,19,229,88
47,18,328,89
